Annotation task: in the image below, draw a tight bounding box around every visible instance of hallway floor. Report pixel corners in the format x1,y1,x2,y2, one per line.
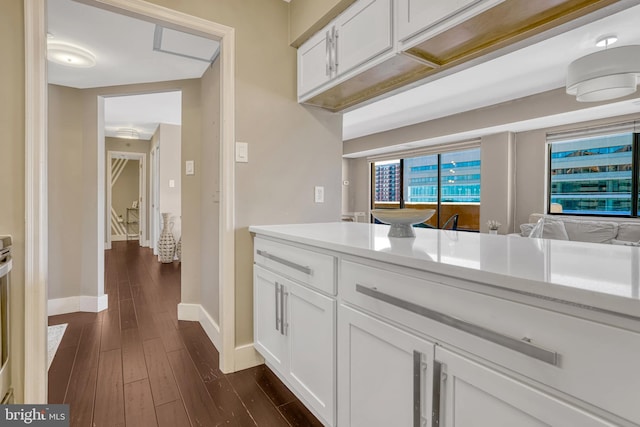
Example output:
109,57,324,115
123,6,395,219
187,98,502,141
48,241,322,427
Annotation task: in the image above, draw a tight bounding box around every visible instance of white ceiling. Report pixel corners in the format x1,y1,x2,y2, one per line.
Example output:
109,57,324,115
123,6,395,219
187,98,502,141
343,3,640,147
47,0,218,139
48,1,640,147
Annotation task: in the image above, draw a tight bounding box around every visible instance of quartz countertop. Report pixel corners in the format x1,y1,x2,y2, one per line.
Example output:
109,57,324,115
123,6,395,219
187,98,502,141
249,222,640,319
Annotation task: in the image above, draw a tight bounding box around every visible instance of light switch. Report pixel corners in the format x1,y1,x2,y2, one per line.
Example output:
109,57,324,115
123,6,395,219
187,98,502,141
314,186,325,203
186,160,195,175
236,142,249,163
169,179,175,188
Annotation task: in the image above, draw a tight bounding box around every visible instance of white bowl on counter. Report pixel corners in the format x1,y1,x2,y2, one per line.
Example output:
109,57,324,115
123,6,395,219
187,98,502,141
371,208,436,238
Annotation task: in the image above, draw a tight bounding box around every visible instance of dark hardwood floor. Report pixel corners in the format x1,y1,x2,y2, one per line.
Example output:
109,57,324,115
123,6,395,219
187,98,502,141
48,241,322,427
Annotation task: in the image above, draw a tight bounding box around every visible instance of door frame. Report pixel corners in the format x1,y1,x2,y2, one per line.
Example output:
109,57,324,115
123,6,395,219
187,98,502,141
106,151,147,248
24,0,236,402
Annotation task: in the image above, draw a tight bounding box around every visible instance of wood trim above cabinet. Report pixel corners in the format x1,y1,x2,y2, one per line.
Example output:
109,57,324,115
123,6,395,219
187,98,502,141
299,0,628,112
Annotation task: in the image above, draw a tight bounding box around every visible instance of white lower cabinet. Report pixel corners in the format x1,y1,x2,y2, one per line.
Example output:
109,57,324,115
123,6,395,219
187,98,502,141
253,265,336,426
338,304,434,427
435,347,613,427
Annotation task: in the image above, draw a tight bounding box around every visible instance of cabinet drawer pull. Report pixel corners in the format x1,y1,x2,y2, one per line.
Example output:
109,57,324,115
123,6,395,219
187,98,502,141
356,284,559,365
257,249,313,275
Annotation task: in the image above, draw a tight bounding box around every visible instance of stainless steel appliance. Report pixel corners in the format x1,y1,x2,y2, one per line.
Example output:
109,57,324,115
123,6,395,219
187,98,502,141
0,236,12,403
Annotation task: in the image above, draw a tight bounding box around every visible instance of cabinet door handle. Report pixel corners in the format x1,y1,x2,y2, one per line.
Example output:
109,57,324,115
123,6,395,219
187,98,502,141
279,285,286,336
256,249,313,275
333,28,339,71
356,284,559,365
432,361,443,427
413,351,424,427
283,290,289,336
275,282,281,332
325,30,331,76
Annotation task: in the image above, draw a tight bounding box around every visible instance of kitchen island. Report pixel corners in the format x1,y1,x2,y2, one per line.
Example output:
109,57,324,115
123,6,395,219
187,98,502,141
250,222,640,427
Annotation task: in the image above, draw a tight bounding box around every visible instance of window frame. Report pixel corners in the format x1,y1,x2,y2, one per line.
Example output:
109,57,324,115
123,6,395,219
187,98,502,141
370,147,481,230
546,131,640,218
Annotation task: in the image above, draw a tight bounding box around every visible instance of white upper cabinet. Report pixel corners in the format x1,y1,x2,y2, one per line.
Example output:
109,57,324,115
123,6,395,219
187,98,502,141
297,29,333,98
396,0,505,46
334,0,393,77
297,0,393,100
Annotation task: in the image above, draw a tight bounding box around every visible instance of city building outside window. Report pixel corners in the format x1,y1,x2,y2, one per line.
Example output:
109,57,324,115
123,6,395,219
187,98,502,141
548,129,640,217
372,148,481,230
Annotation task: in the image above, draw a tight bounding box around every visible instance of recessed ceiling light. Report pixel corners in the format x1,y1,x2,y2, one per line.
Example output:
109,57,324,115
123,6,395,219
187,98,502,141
47,41,96,68
115,128,140,139
595,35,618,48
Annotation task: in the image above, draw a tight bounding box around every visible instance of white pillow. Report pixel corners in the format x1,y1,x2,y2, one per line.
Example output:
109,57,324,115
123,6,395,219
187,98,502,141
617,223,640,242
561,219,617,244
520,223,534,237
521,220,569,240
539,220,570,240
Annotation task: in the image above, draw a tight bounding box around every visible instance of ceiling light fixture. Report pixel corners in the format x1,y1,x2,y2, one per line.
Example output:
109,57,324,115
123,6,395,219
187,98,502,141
47,41,96,68
115,128,140,140
566,45,640,102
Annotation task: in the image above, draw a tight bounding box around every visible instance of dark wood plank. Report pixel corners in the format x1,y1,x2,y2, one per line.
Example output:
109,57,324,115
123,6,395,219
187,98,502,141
56,322,83,350
155,400,191,427
166,349,225,426
119,298,138,330
73,321,102,372
253,365,296,407
227,368,290,427
124,379,158,427
121,328,147,384
278,401,324,427
49,311,101,326
152,311,183,353
205,377,257,426
142,338,180,406
100,307,122,352
119,280,133,301
48,345,77,404
178,324,222,383
64,363,98,427
93,349,125,427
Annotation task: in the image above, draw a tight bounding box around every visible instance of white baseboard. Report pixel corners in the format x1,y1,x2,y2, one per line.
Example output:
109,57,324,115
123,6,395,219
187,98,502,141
111,235,127,242
48,294,109,316
176,303,263,372
177,303,222,353
234,343,264,371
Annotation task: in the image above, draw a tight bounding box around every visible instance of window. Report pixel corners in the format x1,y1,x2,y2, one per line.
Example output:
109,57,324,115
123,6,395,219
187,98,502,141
372,148,481,230
548,130,640,216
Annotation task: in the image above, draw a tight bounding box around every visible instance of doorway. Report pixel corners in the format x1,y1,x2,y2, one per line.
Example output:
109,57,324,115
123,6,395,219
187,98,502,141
107,151,147,248
25,0,236,403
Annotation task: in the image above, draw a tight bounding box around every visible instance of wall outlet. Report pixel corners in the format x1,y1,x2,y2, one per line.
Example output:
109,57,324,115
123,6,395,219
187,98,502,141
314,186,325,203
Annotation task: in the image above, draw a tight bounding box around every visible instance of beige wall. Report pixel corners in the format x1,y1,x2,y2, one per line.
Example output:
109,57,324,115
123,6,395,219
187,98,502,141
200,59,221,323
288,0,356,46
479,132,516,233
142,0,343,347
156,123,182,240
48,84,85,300
0,0,25,403
111,159,139,236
